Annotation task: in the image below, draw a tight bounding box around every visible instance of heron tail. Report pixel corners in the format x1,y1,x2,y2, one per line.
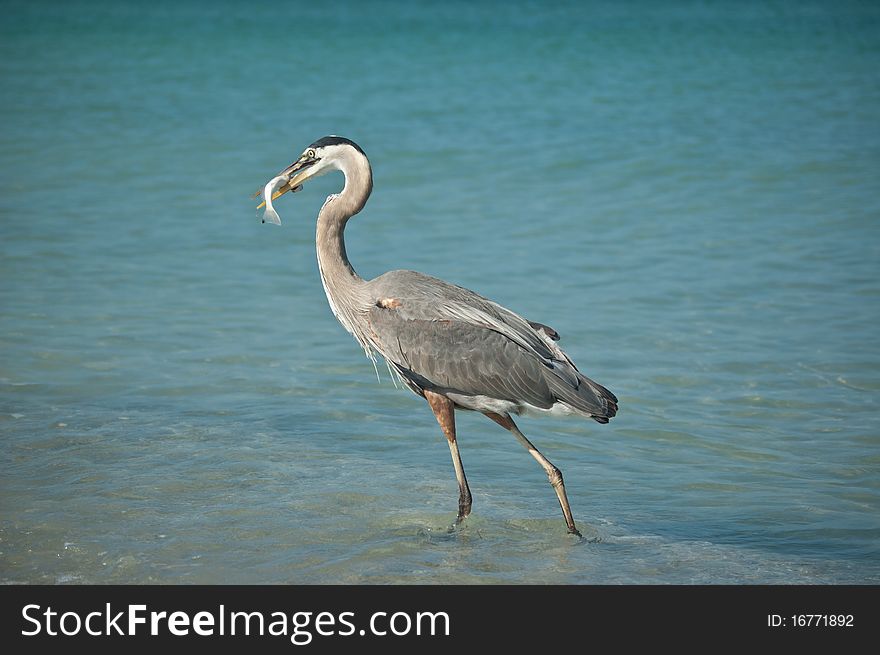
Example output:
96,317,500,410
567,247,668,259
547,370,618,423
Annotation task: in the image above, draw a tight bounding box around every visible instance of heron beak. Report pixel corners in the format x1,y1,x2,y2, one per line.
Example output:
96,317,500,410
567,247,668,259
254,155,319,209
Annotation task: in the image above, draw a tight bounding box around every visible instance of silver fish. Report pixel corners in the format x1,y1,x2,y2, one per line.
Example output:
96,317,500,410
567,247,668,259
261,175,289,225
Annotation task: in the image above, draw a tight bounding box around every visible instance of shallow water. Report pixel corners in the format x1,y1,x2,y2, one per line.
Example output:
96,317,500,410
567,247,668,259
1,0,879,584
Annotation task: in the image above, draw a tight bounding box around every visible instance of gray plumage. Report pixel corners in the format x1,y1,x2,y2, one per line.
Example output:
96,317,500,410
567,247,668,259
260,136,617,536
364,270,617,421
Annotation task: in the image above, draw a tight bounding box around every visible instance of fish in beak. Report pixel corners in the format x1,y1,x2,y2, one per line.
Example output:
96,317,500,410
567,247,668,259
254,151,321,224
259,175,290,225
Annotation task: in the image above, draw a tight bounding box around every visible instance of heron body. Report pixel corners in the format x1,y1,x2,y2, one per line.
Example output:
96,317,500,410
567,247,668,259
259,135,617,535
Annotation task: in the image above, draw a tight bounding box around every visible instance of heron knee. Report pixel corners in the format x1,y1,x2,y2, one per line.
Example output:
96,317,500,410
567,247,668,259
547,466,564,489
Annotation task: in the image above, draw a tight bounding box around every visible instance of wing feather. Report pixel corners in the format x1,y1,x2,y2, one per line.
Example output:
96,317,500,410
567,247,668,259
361,270,617,420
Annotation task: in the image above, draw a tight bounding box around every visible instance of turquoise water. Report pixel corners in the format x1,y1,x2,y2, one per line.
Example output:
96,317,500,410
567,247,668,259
2,0,879,583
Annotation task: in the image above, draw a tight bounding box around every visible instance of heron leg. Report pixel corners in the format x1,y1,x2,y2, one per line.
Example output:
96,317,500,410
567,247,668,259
424,390,472,523
484,412,582,537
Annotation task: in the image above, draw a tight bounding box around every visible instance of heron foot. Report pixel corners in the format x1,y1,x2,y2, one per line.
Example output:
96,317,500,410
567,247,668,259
446,514,469,535
453,502,471,526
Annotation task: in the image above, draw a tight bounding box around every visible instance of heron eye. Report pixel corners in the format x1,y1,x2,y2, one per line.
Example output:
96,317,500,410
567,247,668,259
306,149,316,159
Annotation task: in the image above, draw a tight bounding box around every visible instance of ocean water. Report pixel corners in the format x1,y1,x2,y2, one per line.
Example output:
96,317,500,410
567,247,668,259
1,0,878,584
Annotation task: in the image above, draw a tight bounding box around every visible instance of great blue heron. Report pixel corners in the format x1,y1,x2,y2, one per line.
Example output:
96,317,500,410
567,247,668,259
257,136,617,536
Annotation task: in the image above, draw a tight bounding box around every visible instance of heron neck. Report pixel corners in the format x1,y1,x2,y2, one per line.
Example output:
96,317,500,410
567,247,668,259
316,213,359,282
315,154,373,339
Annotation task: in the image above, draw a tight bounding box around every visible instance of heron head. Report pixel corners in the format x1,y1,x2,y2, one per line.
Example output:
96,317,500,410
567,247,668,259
255,136,366,209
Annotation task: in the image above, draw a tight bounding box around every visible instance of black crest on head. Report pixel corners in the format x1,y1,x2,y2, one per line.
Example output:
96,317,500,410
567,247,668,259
309,136,366,155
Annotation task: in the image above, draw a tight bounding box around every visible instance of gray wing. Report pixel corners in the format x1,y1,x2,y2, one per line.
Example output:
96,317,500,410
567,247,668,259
368,270,558,362
363,270,618,421
367,310,556,409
